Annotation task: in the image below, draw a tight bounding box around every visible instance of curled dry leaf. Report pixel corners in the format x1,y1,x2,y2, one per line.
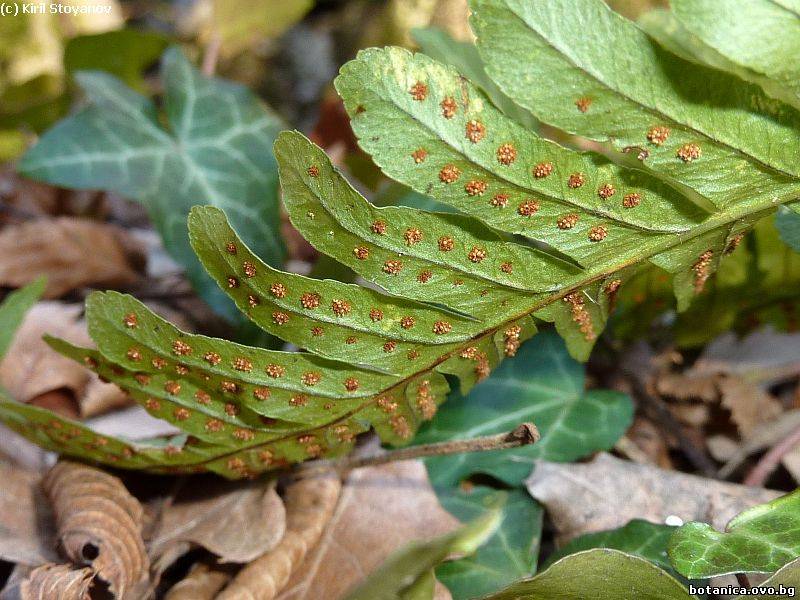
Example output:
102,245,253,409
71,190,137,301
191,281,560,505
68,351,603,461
275,460,459,600
0,457,58,567
657,371,782,436
0,302,127,417
149,476,286,567
43,461,149,599
163,564,230,600
0,218,145,298
527,453,781,545
217,472,341,600
656,328,800,435
20,564,94,600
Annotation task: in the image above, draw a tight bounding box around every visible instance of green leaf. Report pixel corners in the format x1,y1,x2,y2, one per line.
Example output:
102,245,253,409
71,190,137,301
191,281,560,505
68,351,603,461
615,214,800,347
738,557,800,599
411,27,537,129
345,500,502,600
19,47,285,320
7,2,800,478
470,0,800,210
417,330,633,487
435,487,542,600
777,206,800,253
481,549,694,600
0,75,68,135
334,40,799,355
671,0,800,110
336,46,708,270
64,30,170,91
544,520,675,572
203,0,313,56
668,488,800,577
0,278,45,358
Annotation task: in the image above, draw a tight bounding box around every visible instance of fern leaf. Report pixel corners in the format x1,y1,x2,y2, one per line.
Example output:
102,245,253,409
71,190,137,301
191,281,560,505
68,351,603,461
468,0,800,209
671,0,800,110
3,0,800,477
335,48,707,268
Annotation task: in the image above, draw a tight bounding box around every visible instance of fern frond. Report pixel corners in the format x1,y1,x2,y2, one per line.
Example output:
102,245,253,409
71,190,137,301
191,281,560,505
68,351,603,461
2,0,799,477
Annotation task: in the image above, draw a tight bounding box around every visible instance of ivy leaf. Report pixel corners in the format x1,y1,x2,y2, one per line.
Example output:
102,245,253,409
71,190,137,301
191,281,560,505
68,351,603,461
19,47,285,320
0,278,45,359
344,500,502,600
670,0,800,110
63,30,170,90
668,488,800,577
776,206,800,253
481,549,694,600
741,557,800,599
544,520,675,572
435,487,542,600
417,330,633,487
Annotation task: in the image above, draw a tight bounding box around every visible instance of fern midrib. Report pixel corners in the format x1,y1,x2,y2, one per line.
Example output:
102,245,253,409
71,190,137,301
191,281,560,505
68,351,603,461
179,188,798,468
494,0,800,181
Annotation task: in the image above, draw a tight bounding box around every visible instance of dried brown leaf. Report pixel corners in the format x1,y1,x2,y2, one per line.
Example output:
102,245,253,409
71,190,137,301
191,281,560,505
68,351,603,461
695,328,800,383
527,453,780,544
149,477,286,566
657,370,782,436
0,302,127,417
43,461,149,599
275,460,459,600
19,564,94,600
719,410,800,478
626,417,673,469
717,377,783,436
656,371,718,402
163,564,230,600
0,218,144,298
217,472,341,600
0,457,58,566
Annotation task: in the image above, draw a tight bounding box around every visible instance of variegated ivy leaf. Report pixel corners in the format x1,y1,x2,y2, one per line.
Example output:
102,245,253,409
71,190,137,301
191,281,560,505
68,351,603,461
668,489,800,577
18,47,285,321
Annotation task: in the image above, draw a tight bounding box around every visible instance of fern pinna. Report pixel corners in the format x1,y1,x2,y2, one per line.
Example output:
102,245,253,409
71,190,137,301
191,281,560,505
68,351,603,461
2,0,799,478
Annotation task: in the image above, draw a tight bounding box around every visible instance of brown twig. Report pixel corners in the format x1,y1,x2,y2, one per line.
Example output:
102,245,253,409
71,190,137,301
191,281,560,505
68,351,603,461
295,423,540,477
744,422,800,487
628,378,718,478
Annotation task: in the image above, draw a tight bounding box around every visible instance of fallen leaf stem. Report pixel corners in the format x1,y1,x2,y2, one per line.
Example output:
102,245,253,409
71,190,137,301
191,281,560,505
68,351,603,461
744,422,800,487
296,423,539,476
